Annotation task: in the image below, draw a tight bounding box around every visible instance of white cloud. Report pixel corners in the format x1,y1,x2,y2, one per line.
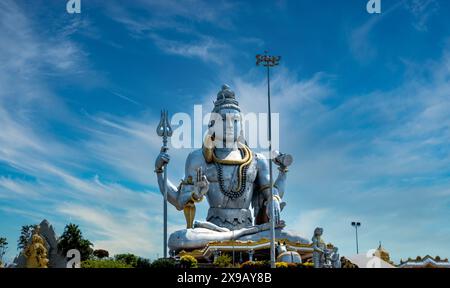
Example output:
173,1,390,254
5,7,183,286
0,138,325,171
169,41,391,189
105,0,237,64
108,0,236,31
149,33,228,64
0,177,41,199
0,1,87,80
233,68,331,115
0,207,48,223
290,208,329,237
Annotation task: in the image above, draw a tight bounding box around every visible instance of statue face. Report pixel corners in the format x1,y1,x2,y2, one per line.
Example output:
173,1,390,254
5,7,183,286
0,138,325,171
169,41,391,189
209,108,242,148
314,227,323,237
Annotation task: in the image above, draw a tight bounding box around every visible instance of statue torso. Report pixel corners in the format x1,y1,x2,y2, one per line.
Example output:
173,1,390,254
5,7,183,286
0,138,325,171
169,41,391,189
187,147,260,230
312,236,326,250
205,154,258,209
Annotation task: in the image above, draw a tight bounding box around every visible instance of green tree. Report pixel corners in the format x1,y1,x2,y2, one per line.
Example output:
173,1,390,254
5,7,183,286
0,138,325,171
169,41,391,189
136,257,151,268
58,223,93,261
17,225,34,251
114,254,152,268
93,249,109,259
115,253,139,267
150,258,177,268
0,237,8,267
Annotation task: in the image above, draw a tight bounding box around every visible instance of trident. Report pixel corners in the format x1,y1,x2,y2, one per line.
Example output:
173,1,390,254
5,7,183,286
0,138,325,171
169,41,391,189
156,110,173,258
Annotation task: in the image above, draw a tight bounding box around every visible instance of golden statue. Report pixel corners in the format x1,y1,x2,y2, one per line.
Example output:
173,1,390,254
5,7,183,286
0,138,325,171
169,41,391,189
24,226,49,268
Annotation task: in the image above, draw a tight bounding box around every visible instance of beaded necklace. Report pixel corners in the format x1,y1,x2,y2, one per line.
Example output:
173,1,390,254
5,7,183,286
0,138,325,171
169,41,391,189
213,144,253,199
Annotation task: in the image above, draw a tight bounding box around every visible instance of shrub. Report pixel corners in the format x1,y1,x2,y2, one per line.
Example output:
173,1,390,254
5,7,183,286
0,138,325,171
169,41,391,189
240,261,254,268
301,262,314,268
180,255,198,268
240,260,270,269
276,262,289,268
150,258,177,268
81,259,132,268
214,254,232,268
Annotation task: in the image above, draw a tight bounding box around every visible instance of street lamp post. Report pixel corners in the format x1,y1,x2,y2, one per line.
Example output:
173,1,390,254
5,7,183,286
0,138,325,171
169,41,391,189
351,221,361,254
256,51,281,269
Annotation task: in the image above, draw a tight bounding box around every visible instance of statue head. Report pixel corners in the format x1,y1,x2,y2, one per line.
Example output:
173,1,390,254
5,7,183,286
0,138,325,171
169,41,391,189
33,225,40,234
207,84,244,148
31,225,45,246
314,227,323,237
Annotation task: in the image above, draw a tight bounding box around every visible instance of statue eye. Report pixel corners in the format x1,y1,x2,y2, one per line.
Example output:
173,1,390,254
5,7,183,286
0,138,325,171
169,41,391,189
209,120,215,128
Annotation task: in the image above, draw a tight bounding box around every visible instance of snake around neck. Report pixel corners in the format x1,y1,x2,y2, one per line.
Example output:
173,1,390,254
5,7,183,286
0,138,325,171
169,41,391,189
209,144,253,200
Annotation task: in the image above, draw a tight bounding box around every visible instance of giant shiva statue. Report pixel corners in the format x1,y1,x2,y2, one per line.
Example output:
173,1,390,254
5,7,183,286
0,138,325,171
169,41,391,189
154,85,309,252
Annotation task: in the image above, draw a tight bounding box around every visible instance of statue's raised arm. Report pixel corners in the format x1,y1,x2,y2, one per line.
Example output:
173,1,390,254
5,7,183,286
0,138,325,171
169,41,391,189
155,150,209,210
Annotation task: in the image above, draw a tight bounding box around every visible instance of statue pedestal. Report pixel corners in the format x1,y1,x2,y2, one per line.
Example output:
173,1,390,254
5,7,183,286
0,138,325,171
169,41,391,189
174,227,312,264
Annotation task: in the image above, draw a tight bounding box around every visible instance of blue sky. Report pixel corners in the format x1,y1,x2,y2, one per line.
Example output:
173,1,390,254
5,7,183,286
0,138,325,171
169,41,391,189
1,0,449,264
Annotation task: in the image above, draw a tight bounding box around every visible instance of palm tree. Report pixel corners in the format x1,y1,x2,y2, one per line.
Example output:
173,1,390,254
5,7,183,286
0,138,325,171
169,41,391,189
58,223,93,261
17,225,35,251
